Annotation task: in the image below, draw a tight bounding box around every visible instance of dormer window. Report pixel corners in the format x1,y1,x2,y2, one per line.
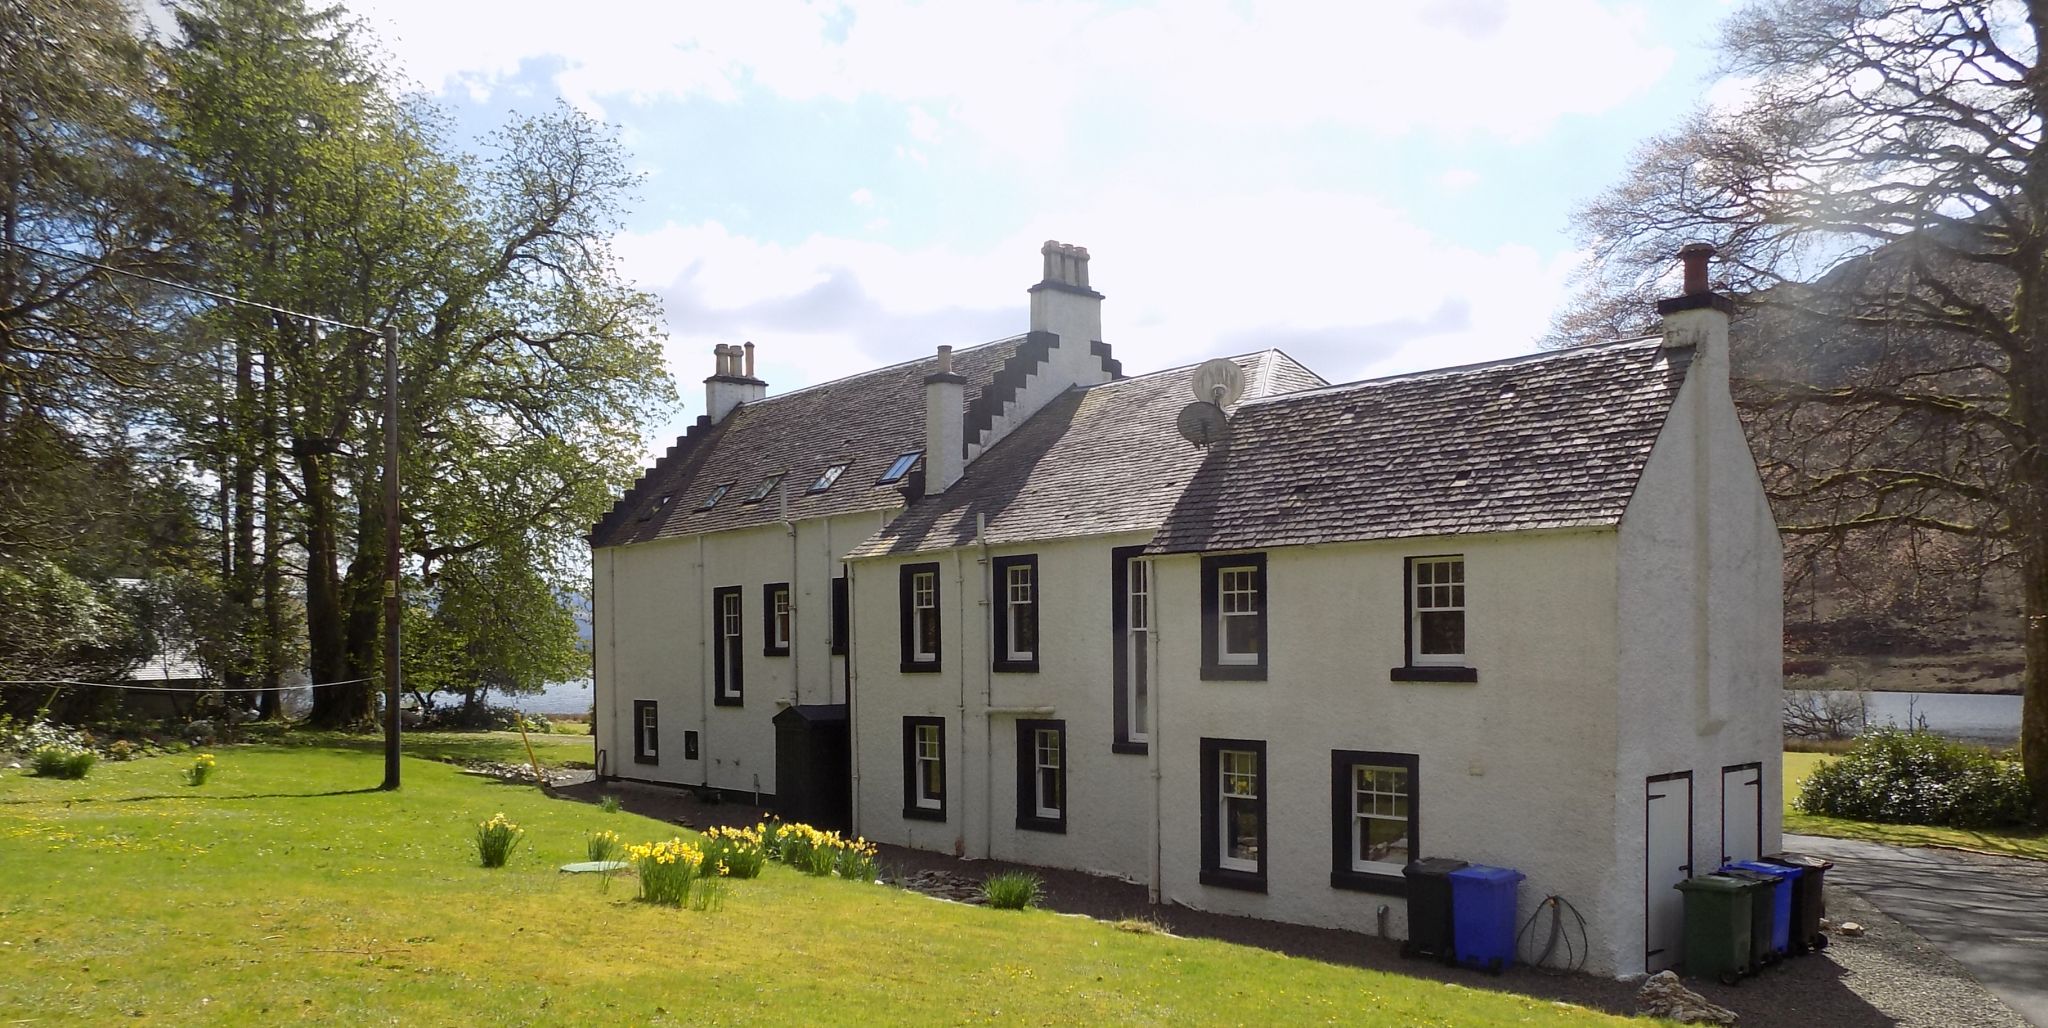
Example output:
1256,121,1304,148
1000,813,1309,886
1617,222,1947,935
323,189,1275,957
809,463,849,493
877,451,921,485
744,473,784,504
697,483,732,511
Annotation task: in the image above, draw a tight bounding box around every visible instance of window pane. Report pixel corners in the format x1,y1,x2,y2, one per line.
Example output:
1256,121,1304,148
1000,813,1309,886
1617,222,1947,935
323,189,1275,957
1225,796,1259,864
1131,635,1149,735
1420,610,1464,655
1224,613,1260,656
1363,815,1410,866
1013,601,1037,656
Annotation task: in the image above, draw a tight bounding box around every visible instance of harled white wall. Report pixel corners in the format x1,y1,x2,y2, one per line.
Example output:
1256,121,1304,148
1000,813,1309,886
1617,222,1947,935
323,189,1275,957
593,509,891,796
847,532,1155,879
1610,319,1785,976
1150,530,1627,967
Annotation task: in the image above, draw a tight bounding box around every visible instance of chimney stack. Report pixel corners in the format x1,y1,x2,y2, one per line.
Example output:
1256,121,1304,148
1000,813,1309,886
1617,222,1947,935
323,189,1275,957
705,342,768,423
1029,240,1107,383
1656,242,1734,354
924,344,966,493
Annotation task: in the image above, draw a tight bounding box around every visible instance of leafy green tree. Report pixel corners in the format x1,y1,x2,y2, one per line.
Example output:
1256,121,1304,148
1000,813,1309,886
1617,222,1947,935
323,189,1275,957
1564,0,2048,818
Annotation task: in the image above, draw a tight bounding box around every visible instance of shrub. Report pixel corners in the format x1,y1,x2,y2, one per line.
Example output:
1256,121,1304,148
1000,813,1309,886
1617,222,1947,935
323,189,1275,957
106,739,139,762
627,837,705,906
983,871,1041,910
598,794,622,814
31,745,95,779
186,753,216,786
586,829,623,863
475,813,525,868
1799,728,2035,828
701,825,767,879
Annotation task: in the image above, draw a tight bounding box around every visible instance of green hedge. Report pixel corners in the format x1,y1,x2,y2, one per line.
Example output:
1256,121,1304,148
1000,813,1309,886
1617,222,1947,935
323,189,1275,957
1798,728,2033,829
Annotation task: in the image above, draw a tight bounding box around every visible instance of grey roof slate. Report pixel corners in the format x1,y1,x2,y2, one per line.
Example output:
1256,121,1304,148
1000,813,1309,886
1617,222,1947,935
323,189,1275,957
1146,336,1692,554
847,350,1326,558
591,336,1031,547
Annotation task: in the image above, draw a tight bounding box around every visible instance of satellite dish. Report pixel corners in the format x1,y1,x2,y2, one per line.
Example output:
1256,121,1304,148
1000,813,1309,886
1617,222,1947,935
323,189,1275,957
1192,358,1246,408
1176,401,1230,448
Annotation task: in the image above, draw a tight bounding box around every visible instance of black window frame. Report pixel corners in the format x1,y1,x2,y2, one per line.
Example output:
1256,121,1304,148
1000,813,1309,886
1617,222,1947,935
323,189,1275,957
831,574,850,657
743,472,784,504
683,730,700,761
808,462,849,493
1111,545,1149,754
632,699,658,764
877,451,922,486
1199,736,1268,892
1200,553,1268,681
1329,750,1420,894
712,585,744,706
991,554,1040,673
899,562,942,673
1391,554,1477,683
1015,718,1067,833
762,581,792,657
902,716,946,821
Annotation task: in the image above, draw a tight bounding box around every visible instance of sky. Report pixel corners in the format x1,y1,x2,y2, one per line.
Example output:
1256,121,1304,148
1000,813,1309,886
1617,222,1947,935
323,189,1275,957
335,0,1737,448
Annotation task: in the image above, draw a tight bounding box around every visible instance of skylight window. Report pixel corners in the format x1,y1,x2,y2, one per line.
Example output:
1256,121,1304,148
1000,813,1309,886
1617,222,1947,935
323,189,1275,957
697,483,732,511
809,463,849,494
877,451,921,485
745,473,785,504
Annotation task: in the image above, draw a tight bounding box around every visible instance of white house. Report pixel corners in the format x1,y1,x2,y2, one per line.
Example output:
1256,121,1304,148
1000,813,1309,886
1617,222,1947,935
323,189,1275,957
587,242,1121,806
590,242,1781,978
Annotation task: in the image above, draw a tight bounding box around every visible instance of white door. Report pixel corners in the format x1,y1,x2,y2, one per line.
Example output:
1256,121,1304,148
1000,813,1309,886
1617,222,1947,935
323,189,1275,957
1645,772,1693,973
1720,763,1762,865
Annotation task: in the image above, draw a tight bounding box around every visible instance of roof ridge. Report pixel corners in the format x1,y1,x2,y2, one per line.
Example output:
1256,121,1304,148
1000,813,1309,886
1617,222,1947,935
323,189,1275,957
1236,335,1665,407
738,332,1030,408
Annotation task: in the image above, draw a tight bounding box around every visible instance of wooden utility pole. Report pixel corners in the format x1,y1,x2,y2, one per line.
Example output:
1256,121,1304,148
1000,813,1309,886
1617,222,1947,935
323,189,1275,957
381,324,402,790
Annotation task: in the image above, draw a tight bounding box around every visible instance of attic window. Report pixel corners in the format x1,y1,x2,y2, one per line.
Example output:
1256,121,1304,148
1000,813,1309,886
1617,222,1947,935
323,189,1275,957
877,451,921,485
640,493,674,521
744,473,785,504
697,483,731,511
809,463,849,494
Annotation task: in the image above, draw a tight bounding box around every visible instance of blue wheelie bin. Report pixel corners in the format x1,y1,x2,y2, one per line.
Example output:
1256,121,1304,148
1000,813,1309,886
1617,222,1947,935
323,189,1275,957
1447,864,1525,974
1723,860,1797,960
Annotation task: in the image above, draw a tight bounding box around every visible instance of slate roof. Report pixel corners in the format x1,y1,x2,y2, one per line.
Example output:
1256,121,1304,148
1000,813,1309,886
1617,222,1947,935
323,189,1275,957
846,350,1326,558
591,333,1121,547
1145,336,1692,554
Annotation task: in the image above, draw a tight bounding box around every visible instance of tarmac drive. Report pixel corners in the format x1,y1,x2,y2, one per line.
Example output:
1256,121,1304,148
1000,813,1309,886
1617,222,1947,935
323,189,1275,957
1787,833,2048,1027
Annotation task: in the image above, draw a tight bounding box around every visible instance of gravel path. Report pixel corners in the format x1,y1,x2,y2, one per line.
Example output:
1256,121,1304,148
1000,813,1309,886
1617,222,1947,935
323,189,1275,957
557,780,2023,1025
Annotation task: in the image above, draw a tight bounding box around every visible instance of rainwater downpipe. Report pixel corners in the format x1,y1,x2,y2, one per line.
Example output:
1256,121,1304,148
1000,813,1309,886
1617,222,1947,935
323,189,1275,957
785,481,800,708
697,534,711,790
847,559,861,838
976,512,996,861
1148,557,1164,906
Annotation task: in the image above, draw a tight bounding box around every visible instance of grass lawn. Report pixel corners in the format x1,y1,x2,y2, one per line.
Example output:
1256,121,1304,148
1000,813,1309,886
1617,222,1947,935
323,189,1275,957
0,745,1642,1025
1782,751,2048,861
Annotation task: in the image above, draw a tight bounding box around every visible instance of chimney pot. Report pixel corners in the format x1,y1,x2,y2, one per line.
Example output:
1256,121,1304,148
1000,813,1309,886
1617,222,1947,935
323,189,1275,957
935,344,953,375
1679,242,1715,296
744,341,756,379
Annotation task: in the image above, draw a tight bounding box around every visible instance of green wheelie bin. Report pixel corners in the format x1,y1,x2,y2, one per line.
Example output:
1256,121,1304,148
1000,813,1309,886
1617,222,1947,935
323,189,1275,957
1675,873,1757,984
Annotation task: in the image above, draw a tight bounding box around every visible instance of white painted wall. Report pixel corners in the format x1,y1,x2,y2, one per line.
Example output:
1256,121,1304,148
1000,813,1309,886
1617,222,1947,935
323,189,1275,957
1610,308,1785,976
1149,531,1627,965
592,508,892,796
848,532,1156,878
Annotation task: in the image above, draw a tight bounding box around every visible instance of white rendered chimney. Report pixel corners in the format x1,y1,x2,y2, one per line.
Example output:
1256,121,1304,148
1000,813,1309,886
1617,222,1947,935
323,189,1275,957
924,344,966,492
705,342,767,423
1029,241,1108,384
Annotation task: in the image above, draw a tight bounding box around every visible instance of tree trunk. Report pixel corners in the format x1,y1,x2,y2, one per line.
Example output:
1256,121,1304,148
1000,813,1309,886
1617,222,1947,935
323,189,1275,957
300,443,357,727
257,350,282,720
2024,530,2048,824
226,334,257,696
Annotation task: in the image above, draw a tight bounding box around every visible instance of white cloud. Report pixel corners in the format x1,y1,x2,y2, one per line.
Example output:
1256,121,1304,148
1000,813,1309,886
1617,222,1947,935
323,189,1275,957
849,187,874,207
347,0,1675,155
1437,168,1482,192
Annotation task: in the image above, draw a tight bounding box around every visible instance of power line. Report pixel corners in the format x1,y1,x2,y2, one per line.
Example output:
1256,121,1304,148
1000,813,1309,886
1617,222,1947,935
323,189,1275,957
0,238,379,334
0,677,374,693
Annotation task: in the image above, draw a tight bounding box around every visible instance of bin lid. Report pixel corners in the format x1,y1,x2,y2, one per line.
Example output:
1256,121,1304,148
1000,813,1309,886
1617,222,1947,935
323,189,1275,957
1675,873,1754,894
1724,860,1795,880
1717,868,1779,887
1763,852,1834,872
1404,857,1469,876
1449,864,1526,884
